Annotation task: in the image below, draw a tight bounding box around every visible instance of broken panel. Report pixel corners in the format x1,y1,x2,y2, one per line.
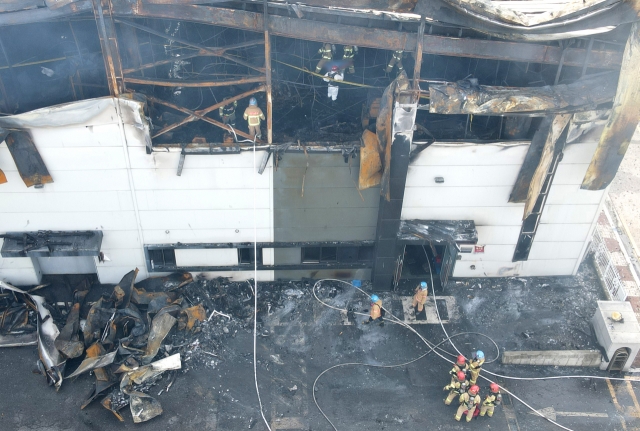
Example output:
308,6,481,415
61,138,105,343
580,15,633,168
0,230,103,258
4,131,53,187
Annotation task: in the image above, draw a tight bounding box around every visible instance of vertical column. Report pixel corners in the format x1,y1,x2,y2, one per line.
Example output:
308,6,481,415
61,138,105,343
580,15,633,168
412,16,425,92
92,0,124,96
263,0,273,144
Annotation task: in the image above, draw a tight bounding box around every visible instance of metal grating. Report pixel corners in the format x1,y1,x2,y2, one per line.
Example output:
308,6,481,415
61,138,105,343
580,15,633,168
590,226,628,301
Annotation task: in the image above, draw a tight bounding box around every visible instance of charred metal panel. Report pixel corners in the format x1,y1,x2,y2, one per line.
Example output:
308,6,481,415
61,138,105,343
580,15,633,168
1,230,103,257
5,131,53,187
582,22,640,190
429,74,617,115
509,116,552,203
359,130,383,190
523,114,571,219
398,220,477,244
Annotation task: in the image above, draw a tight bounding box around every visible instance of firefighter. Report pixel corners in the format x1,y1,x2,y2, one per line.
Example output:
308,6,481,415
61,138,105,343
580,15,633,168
412,281,428,318
243,97,265,140
315,43,335,73
362,294,384,327
323,65,343,105
444,371,468,405
480,383,502,418
342,45,358,73
385,50,404,74
455,385,481,422
450,355,469,377
219,97,237,127
469,350,485,385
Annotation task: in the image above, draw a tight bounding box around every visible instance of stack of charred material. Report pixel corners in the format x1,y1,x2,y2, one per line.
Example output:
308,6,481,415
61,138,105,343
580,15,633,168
0,269,207,423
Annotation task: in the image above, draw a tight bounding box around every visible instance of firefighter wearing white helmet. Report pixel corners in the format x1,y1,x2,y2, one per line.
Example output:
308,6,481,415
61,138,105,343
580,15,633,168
362,294,384,327
480,383,502,417
412,281,428,318
469,350,485,385
243,97,265,140
455,385,481,422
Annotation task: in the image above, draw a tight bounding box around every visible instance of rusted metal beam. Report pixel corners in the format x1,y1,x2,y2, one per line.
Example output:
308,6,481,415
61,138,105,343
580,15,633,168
123,40,265,74
151,85,264,138
125,75,265,87
115,19,265,73
429,73,618,115
145,94,263,143
5,131,53,188
582,22,640,190
0,1,91,26
263,0,272,144
109,2,623,69
92,0,125,96
412,16,425,92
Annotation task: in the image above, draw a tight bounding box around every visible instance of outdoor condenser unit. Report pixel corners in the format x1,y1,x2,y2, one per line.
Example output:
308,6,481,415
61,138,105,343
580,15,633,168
592,301,640,372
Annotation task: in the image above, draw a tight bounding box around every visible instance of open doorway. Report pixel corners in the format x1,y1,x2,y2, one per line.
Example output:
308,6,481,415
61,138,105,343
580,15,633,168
400,244,446,287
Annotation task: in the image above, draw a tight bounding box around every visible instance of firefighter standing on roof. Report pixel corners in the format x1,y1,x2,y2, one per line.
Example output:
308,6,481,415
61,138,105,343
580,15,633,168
323,65,343,104
444,371,469,405
412,281,428,318
469,350,485,385
219,97,237,127
385,50,404,74
456,385,481,422
480,383,502,418
363,294,384,327
342,45,358,73
316,43,335,73
243,97,265,140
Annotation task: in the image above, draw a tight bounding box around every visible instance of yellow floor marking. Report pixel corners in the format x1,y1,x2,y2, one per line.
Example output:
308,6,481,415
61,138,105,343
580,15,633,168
625,376,640,413
607,378,629,431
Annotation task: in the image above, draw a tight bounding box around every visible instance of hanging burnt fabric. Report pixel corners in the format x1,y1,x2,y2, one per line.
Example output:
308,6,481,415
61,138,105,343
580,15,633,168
358,129,383,190
4,131,53,188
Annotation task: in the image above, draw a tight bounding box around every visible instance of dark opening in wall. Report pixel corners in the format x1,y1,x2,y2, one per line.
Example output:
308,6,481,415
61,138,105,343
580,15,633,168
239,247,263,265
148,248,176,270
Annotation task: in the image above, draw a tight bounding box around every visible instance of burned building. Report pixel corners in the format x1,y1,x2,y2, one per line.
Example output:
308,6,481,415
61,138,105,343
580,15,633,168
0,0,638,290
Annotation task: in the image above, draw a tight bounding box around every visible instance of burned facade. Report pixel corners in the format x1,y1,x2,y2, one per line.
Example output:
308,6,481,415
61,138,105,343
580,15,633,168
0,0,639,291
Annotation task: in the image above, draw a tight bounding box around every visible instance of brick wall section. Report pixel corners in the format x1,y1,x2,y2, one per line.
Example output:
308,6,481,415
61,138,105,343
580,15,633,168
502,350,601,367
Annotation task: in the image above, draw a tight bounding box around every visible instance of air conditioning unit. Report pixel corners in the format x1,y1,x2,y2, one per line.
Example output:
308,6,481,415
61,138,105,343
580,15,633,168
592,301,640,372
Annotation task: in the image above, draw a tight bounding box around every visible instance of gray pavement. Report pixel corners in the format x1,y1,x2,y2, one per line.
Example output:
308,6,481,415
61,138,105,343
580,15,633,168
2,268,640,431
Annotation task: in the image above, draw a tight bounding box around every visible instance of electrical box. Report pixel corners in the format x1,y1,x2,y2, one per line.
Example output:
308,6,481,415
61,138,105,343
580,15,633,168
592,301,640,371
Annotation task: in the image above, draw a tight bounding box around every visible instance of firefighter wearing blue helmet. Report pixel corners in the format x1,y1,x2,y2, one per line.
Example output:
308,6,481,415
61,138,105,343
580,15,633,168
363,294,384,327
469,350,485,385
412,281,428,319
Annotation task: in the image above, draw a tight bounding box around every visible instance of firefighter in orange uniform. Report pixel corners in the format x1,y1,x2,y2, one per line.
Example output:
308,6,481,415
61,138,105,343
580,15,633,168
412,281,428,318
456,385,481,422
480,383,502,417
243,97,265,140
362,294,384,327
444,371,469,405
469,350,485,385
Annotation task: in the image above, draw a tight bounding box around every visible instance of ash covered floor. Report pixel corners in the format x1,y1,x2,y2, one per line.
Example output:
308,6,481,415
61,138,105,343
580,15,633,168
1,259,640,431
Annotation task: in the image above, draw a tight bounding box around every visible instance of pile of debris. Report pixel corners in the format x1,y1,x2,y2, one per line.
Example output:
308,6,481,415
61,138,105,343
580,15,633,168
0,269,206,423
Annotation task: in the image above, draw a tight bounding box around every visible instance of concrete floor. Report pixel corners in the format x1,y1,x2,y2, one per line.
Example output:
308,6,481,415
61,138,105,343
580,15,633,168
1,264,640,431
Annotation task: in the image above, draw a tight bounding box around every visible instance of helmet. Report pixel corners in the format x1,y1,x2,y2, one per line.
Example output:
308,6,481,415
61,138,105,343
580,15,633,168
476,350,485,359
420,281,427,289
456,371,466,381
456,355,466,366
469,385,479,395
490,383,500,393
249,97,257,106
371,294,379,302
331,65,339,71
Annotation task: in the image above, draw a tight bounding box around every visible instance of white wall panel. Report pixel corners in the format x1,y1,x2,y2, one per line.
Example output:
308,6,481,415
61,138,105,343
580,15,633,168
457,244,516,261
135,189,270,211
562,141,598,164
0,170,131,193
0,269,41,285
0,211,138,231
0,146,16,171
475,226,521,245
453,258,577,278
139,209,271,230
0,191,134,213
97,248,146,267
100,230,142,249
547,185,606,205
553,164,590,185
540,204,600,224
402,206,525,226
128,148,270,170
528,241,584,260
29,124,123,148
175,249,238,267
38,147,127,171
536,223,592,242
405,165,522,187
404,186,514,207
131,168,269,191
143,228,273,244
410,143,529,166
